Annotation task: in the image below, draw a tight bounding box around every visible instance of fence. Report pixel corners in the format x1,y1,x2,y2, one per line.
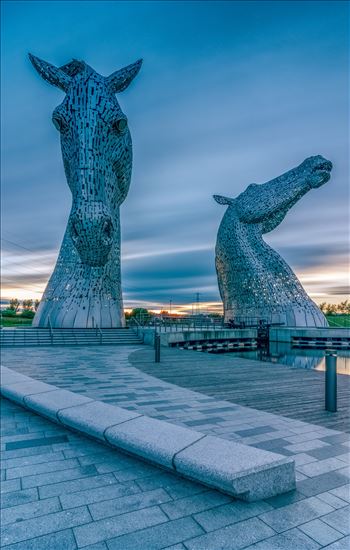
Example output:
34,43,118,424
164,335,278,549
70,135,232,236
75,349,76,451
127,314,271,333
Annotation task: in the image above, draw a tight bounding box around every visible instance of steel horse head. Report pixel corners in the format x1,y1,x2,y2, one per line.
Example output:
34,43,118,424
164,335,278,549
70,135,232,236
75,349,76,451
30,54,142,327
214,156,332,327
30,53,142,267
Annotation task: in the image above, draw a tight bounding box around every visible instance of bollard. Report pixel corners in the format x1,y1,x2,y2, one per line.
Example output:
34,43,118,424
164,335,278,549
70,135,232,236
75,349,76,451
155,333,161,363
325,350,337,412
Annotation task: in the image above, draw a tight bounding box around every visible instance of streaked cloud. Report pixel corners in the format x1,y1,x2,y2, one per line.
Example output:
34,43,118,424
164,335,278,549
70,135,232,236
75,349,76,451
1,1,348,309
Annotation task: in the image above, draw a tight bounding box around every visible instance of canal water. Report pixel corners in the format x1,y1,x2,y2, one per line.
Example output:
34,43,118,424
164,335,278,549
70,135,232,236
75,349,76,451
210,343,350,375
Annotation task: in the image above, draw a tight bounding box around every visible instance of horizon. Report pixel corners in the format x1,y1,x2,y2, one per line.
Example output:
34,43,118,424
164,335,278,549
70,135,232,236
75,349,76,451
1,1,349,312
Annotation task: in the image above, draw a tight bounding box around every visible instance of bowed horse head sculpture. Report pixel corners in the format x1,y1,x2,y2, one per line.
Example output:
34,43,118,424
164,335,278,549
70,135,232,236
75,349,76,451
30,54,142,328
214,155,332,327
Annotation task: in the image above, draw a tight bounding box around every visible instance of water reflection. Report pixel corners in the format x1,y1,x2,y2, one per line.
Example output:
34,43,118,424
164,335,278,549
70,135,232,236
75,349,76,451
232,342,350,375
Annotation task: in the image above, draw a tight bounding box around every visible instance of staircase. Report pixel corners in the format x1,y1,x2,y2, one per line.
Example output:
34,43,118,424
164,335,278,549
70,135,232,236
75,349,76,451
0,328,143,348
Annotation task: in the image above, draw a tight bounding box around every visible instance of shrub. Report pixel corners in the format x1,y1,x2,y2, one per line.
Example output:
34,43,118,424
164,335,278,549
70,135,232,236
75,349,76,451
1,309,16,317
20,309,35,319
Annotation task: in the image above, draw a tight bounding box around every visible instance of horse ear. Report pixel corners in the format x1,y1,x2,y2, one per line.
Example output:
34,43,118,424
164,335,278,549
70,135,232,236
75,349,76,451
107,59,142,93
213,195,234,206
29,53,72,92
59,59,86,77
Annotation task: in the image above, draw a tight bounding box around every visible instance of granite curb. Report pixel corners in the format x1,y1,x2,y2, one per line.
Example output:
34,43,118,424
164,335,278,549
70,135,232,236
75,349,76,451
0,365,296,501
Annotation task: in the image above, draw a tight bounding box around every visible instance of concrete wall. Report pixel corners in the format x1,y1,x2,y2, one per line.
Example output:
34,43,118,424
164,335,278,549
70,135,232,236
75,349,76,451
138,326,349,347
270,327,350,344
139,328,257,347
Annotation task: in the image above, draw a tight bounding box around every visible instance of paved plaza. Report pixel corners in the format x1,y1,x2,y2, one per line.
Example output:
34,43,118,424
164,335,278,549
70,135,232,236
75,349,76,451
132,347,350,433
1,344,349,548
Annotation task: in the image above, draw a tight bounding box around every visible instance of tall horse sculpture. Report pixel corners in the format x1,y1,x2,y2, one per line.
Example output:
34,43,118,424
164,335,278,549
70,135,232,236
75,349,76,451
214,155,332,327
29,54,142,328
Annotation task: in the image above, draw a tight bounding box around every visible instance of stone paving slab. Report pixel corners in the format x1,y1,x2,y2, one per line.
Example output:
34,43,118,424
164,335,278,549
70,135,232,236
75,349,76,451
104,416,203,470
0,366,296,501
1,346,347,471
25,389,93,422
1,380,57,405
59,401,141,441
1,399,350,549
1,344,350,547
132,346,350,433
106,516,204,550
1,346,347,444
174,435,295,501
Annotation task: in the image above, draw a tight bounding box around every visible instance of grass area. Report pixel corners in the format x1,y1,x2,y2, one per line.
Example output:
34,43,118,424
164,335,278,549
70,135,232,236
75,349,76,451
326,315,350,328
0,316,33,327
1,314,348,328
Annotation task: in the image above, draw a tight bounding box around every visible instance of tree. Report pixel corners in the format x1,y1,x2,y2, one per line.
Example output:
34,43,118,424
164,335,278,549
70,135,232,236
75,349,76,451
325,303,337,315
22,299,34,311
127,308,152,322
338,300,349,314
9,298,20,312
319,302,327,313
34,299,40,312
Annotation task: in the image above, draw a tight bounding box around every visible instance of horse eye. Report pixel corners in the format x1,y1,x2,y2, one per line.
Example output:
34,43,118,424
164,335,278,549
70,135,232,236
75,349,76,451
113,118,128,133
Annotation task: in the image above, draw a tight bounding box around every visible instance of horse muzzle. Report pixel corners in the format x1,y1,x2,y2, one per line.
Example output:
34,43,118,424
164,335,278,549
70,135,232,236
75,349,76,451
69,206,114,267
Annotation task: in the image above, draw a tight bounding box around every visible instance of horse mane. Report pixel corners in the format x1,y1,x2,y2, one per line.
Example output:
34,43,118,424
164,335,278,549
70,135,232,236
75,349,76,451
59,59,86,77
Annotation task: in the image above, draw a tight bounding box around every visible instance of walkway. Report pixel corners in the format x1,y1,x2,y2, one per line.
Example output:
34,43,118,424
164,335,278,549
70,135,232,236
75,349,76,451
1,345,350,548
132,347,350,433
1,397,349,549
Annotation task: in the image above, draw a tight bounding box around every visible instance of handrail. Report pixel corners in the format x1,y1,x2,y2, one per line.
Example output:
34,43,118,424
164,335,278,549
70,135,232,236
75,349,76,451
93,318,103,344
47,315,53,344
126,313,286,333
128,315,225,332
128,317,142,337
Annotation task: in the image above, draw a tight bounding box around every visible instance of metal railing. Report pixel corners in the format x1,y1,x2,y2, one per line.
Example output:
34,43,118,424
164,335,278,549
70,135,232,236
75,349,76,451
126,314,281,333
47,316,53,344
91,316,103,344
129,317,144,341
127,315,226,332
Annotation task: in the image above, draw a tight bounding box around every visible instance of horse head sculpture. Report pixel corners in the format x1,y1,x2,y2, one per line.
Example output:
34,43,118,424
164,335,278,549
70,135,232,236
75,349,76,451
214,156,332,327
30,54,142,327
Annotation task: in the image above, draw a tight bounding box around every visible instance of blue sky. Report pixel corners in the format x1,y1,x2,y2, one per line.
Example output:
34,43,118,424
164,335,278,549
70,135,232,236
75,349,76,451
1,0,348,312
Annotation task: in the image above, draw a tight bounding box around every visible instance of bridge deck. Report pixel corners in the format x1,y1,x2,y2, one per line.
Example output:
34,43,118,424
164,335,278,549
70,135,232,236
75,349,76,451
131,347,350,433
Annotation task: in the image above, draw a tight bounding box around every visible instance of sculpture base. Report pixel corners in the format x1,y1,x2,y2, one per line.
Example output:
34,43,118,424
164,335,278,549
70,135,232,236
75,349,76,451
224,306,328,328
33,299,125,328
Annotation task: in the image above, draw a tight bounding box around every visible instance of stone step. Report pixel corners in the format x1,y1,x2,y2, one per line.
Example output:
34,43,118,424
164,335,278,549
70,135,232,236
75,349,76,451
1,343,142,348
0,328,142,347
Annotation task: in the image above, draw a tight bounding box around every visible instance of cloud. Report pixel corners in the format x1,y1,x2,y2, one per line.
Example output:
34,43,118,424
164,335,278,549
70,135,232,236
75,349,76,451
273,243,348,271
1,273,49,285
1,1,348,307
123,247,219,304
323,286,350,296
